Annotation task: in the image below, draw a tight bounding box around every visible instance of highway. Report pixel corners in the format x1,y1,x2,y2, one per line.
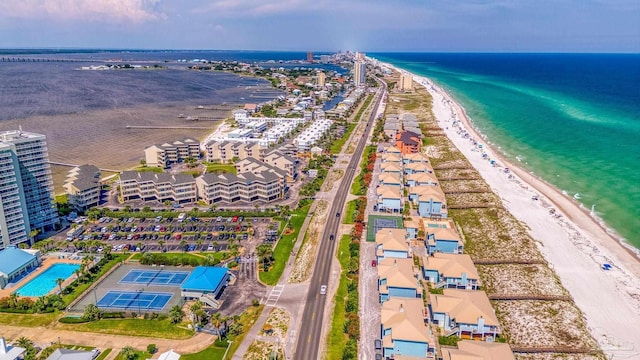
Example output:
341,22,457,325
294,78,386,360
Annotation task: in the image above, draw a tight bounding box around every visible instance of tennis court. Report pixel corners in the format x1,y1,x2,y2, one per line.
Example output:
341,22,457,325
97,290,173,311
366,214,403,241
118,269,189,286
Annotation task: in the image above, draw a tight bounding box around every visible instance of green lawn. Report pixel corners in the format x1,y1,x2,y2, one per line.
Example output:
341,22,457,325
204,162,237,174
129,252,214,264
114,349,152,360
326,235,351,360
0,311,59,327
330,123,356,154
136,166,163,173
58,318,194,339
343,199,358,224
182,305,264,360
259,205,310,285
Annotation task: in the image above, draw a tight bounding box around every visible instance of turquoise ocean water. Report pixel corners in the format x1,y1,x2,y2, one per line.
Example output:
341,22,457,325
373,53,640,249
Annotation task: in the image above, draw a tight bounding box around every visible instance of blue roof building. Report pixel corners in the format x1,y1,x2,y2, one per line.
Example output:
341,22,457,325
180,267,230,307
0,246,41,289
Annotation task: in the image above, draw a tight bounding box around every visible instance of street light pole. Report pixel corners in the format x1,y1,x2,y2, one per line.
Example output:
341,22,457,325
222,340,232,360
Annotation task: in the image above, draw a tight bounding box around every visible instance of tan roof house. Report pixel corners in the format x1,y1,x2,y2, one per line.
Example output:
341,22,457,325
381,298,434,358
377,258,420,303
376,228,409,261
422,253,480,290
441,340,515,360
430,289,500,340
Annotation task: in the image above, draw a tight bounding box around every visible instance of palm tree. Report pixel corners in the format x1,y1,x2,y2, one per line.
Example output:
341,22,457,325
169,305,184,324
196,238,203,251
158,240,165,251
16,336,34,349
190,300,205,326
56,278,64,293
211,312,222,340
74,269,82,280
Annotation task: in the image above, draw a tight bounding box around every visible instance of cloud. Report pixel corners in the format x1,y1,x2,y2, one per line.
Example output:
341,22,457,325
0,0,165,23
194,0,331,16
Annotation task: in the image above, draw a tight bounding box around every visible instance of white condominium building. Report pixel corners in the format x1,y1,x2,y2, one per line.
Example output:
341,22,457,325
0,130,58,249
64,165,101,213
119,171,197,204
196,170,284,204
144,138,200,168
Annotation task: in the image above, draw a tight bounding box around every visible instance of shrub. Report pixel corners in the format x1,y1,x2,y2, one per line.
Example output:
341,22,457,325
252,299,260,307
147,344,157,354
59,317,90,324
101,312,125,319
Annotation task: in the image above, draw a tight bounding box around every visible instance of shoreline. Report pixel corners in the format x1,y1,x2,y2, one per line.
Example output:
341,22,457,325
380,61,640,354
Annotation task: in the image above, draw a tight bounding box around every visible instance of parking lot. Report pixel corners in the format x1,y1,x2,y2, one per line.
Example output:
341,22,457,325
59,215,280,255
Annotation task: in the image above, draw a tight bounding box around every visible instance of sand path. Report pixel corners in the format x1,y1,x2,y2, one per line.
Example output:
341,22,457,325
0,324,214,356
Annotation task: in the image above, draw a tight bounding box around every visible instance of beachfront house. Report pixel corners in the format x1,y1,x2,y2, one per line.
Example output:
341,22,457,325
376,186,403,213
403,152,430,164
63,164,101,212
381,152,403,164
426,227,464,255
441,340,515,360
395,130,421,154
376,228,410,261
406,172,439,187
380,298,435,358
144,138,200,168
378,258,421,303
430,289,501,340
422,253,480,290
404,161,433,175
417,187,448,218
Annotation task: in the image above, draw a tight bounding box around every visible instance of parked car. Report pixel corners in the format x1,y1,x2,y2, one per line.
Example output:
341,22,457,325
374,339,382,350
320,285,327,295
371,260,377,267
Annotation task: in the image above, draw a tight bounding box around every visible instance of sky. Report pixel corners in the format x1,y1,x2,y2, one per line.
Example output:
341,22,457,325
0,0,638,52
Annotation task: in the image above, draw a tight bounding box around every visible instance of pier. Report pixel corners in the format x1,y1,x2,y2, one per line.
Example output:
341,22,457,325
0,57,99,63
125,125,212,130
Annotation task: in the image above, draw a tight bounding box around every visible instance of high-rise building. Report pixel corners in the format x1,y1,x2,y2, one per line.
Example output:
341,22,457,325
307,52,313,62
0,130,58,249
355,52,366,61
399,72,414,91
320,55,330,64
354,61,366,87
316,71,326,87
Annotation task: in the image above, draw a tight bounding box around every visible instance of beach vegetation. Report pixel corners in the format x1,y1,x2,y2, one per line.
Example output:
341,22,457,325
438,335,461,346
135,165,163,173
204,162,237,174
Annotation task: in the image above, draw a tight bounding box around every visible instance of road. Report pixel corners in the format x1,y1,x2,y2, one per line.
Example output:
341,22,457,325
294,79,387,360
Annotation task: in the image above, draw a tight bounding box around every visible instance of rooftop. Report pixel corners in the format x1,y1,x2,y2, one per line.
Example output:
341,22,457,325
181,267,228,292
430,289,500,327
442,340,515,360
422,253,479,280
0,247,37,277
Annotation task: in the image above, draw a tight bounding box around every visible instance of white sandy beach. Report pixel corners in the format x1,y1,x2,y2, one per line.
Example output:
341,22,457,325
385,63,640,356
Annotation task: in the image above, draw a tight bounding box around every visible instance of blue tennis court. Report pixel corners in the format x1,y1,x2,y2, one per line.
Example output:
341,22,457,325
97,291,173,311
118,269,189,286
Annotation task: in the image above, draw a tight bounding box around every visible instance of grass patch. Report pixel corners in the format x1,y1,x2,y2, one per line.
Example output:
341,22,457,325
326,235,352,360
182,305,264,360
343,199,358,224
0,311,59,327
259,205,310,285
330,123,356,154
204,162,237,174
57,318,194,339
114,349,152,360
181,169,202,178
136,166,163,173
95,349,112,360
129,252,227,265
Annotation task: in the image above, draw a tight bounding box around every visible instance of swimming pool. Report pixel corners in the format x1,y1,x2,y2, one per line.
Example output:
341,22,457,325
15,263,80,297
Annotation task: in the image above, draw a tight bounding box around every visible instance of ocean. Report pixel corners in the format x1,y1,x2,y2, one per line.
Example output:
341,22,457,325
373,53,640,249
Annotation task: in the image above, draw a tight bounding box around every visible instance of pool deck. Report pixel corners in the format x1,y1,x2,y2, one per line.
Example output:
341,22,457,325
0,255,83,298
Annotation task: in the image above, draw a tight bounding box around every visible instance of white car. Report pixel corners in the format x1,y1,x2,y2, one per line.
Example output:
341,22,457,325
320,285,327,295
207,244,214,251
